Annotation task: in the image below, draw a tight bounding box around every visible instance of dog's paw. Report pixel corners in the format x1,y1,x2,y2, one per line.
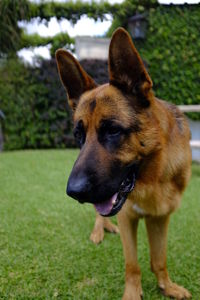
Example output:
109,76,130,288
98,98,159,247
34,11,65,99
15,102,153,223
104,220,119,234
122,282,143,300
90,227,104,244
160,282,192,299
122,289,143,300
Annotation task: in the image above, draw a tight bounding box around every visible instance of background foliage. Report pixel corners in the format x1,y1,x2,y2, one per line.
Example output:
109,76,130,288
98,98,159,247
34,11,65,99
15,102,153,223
0,1,199,150
21,0,158,53
134,5,200,111
0,0,30,56
20,32,75,57
0,59,75,150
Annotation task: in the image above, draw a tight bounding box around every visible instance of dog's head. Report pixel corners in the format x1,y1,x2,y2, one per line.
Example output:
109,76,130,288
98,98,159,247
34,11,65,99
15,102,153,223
56,28,161,216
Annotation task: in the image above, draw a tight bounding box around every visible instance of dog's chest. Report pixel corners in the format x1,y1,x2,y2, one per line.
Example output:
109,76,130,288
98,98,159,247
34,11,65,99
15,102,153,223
132,203,146,215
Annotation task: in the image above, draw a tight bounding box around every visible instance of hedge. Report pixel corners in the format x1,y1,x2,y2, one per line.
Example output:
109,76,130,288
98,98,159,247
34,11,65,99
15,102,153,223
134,5,200,118
0,58,75,150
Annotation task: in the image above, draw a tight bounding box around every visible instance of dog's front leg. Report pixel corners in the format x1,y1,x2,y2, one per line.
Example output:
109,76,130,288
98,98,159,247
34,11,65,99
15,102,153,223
90,211,119,244
145,215,191,299
118,210,142,300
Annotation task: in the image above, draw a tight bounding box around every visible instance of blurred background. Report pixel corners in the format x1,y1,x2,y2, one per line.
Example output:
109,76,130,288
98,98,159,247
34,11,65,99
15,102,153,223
0,0,200,158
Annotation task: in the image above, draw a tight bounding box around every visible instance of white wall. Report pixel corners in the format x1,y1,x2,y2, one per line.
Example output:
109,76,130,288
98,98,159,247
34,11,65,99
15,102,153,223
75,36,110,60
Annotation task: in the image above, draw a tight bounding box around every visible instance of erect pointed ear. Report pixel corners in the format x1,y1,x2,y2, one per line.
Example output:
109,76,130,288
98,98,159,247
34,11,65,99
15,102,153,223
56,49,97,111
108,28,153,106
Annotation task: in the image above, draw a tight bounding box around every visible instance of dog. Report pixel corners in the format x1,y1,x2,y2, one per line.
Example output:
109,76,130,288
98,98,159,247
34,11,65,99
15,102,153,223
90,209,119,244
56,28,192,299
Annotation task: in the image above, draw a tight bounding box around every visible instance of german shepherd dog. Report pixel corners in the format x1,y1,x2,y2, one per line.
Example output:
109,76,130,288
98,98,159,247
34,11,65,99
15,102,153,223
56,28,191,299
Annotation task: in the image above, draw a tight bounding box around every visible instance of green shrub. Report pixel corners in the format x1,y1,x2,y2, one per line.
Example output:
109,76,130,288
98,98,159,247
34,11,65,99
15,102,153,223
0,58,75,150
135,6,200,111
81,59,108,84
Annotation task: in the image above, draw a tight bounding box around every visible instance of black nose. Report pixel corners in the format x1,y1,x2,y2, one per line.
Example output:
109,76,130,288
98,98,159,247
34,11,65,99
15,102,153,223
66,174,91,203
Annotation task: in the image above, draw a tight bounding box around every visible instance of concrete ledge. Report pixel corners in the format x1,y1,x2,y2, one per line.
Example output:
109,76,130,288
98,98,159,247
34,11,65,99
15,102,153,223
178,105,200,112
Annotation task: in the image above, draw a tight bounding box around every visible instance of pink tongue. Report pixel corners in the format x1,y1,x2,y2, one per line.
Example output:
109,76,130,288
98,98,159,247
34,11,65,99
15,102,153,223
94,193,118,216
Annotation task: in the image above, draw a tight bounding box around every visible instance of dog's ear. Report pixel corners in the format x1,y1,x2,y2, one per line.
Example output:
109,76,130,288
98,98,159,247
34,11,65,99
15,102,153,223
56,49,97,111
108,28,153,106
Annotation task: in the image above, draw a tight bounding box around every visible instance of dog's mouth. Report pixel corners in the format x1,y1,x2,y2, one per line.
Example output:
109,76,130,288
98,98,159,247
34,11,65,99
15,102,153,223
94,167,136,217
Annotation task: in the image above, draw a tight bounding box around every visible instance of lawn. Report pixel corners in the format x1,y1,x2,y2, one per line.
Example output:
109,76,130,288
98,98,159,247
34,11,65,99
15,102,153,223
0,150,200,300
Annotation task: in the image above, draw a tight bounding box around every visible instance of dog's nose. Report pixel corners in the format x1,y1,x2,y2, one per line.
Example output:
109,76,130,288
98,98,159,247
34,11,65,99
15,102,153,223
66,174,90,203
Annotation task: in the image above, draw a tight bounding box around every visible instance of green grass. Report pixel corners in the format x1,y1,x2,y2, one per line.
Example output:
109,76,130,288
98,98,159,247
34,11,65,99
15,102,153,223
0,150,200,300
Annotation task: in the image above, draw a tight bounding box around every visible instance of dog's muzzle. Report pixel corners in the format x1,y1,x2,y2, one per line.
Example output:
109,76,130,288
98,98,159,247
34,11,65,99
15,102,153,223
66,163,138,217
94,168,136,217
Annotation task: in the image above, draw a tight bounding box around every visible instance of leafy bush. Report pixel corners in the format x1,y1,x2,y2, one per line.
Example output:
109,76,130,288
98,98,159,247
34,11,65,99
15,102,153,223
0,0,30,56
81,59,108,84
0,58,75,150
135,5,200,112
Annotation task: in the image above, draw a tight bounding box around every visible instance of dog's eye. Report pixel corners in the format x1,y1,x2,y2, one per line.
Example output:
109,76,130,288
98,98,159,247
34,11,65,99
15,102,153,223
106,126,122,138
73,121,85,148
99,122,123,141
98,120,125,151
74,128,85,148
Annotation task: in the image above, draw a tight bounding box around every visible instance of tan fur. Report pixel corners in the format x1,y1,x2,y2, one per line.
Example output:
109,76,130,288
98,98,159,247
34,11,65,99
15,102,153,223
90,210,119,244
56,28,192,299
